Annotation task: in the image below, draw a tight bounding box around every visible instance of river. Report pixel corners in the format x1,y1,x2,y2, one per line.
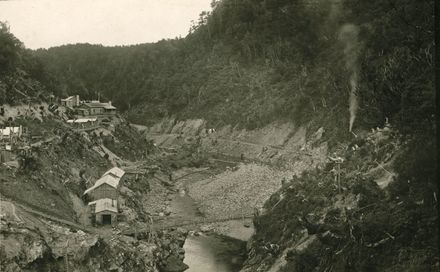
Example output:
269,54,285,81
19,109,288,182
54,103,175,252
183,233,247,272
168,172,254,272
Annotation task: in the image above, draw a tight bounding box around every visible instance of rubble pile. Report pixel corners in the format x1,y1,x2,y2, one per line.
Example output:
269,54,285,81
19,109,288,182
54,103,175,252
187,163,295,219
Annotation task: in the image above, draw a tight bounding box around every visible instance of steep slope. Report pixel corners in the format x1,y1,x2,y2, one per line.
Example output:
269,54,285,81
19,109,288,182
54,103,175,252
34,0,434,134
2,0,436,271
241,125,438,271
0,107,190,272
141,114,437,271
0,23,55,105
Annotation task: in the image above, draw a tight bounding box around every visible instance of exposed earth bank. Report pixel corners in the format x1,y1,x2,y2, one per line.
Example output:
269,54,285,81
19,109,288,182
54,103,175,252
142,117,438,272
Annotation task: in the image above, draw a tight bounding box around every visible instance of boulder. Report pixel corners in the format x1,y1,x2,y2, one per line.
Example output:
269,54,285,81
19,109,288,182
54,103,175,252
159,255,189,272
199,225,213,232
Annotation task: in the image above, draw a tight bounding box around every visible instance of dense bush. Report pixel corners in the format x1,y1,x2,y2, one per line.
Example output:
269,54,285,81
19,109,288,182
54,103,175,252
31,0,433,135
0,23,54,105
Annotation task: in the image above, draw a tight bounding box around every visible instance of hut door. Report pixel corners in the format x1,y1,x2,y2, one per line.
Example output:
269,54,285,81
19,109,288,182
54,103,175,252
102,214,112,225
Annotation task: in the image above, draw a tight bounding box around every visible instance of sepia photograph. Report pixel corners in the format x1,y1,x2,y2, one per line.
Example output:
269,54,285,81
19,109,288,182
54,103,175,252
0,0,437,271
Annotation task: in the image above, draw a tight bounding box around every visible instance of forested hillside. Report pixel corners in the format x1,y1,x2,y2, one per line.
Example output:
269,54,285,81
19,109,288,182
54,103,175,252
34,0,434,134
0,23,54,105
1,1,437,271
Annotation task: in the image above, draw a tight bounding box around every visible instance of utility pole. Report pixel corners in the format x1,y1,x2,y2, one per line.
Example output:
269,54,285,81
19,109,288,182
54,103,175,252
65,239,70,272
337,162,341,193
329,155,344,193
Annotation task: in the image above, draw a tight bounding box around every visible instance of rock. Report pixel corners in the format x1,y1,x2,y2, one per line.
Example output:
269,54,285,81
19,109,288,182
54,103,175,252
176,227,187,235
109,264,119,271
162,239,171,247
200,225,212,232
159,212,165,217
159,255,189,272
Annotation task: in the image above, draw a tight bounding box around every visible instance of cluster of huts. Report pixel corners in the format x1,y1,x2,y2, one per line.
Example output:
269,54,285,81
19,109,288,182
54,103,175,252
83,166,125,226
0,126,22,162
0,126,32,164
61,95,116,117
61,95,117,129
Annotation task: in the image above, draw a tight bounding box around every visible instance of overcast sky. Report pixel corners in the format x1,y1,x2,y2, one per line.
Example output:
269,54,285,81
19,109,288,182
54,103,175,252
0,0,212,49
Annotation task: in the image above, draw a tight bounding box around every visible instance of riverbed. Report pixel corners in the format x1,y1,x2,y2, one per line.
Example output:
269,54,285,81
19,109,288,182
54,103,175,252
183,233,247,272
168,169,254,271
171,191,253,272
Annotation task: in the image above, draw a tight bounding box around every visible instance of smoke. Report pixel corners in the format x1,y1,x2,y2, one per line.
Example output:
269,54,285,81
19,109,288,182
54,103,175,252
339,24,361,132
349,71,359,132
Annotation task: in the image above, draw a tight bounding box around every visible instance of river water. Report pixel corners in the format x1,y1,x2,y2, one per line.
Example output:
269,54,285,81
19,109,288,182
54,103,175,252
170,181,253,271
183,233,248,272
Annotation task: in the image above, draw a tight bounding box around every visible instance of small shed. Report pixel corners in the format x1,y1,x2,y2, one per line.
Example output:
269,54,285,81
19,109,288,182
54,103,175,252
60,95,80,108
89,198,118,225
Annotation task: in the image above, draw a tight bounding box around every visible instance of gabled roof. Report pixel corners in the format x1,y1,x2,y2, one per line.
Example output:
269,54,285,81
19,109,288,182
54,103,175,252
103,167,125,179
90,198,118,213
61,95,76,101
83,174,120,195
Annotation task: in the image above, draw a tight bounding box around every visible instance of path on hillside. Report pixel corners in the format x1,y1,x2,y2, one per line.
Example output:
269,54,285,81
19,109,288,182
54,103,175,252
14,202,91,232
147,132,274,149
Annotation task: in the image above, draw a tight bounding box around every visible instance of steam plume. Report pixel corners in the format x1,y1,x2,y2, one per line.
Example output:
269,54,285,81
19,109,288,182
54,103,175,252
349,71,358,132
339,24,361,132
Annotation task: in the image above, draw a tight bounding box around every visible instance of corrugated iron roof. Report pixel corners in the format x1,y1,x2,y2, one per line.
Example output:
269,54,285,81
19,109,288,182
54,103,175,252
83,174,120,195
93,198,118,213
103,167,125,179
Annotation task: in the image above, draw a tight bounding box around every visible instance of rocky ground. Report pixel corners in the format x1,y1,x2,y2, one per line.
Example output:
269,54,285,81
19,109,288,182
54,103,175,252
187,163,294,220
3,110,436,272
0,106,191,272
0,199,188,272
240,125,439,272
